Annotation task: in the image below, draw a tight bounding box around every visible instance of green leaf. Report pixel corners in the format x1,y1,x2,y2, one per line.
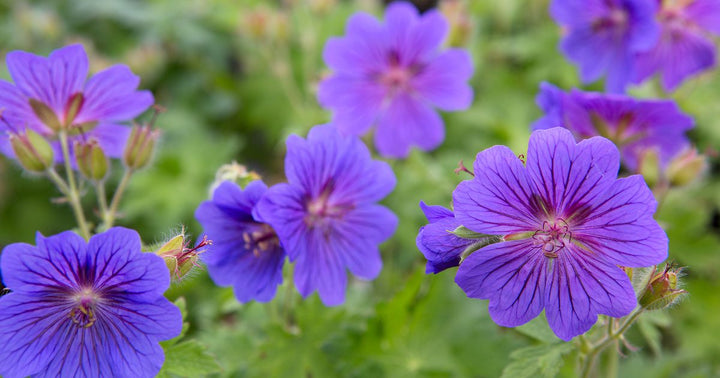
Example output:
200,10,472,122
500,343,574,378
158,340,222,377
514,314,560,343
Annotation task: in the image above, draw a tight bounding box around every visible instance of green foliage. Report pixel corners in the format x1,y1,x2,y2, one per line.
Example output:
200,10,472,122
501,343,574,378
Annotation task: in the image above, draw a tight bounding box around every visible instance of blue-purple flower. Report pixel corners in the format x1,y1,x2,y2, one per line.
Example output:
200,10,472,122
416,202,474,274
634,0,720,91
532,82,694,170
453,127,667,341
0,44,154,161
318,1,474,158
195,180,286,303
551,0,660,93
256,124,397,306
0,227,181,377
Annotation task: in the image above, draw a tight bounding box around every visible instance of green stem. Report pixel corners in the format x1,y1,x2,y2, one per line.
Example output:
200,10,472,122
104,168,133,228
579,309,644,378
46,168,70,195
95,181,109,224
58,131,91,240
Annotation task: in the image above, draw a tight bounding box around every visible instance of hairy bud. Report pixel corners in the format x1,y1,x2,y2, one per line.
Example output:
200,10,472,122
75,139,108,181
9,129,54,172
123,124,159,170
638,264,687,311
155,231,210,281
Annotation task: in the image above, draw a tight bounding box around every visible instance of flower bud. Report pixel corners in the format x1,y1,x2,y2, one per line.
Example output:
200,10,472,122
123,124,159,170
75,139,108,181
155,232,210,281
638,265,687,311
209,162,261,194
29,98,62,131
440,0,474,47
638,148,661,188
9,129,54,172
665,148,706,187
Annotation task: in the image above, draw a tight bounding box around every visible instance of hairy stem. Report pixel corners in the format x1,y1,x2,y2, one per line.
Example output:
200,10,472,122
58,131,91,240
579,309,644,378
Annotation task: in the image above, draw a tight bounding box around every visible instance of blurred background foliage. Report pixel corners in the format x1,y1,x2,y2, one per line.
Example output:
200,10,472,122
0,0,719,377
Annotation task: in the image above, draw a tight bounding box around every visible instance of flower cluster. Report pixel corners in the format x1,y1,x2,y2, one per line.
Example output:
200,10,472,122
318,1,474,158
418,128,668,340
551,0,720,92
197,124,397,306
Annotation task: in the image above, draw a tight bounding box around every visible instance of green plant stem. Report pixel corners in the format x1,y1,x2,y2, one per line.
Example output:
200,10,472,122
58,131,91,240
104,168,133,228
579,309,644,378
46,168,70,195
95,181,109,222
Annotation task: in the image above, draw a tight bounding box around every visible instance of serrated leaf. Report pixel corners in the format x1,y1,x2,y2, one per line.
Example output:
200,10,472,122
500,343,574,378
158,340,222,377
514,314,560,343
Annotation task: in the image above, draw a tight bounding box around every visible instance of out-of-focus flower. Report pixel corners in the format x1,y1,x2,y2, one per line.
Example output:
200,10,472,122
0,44,154,162
416,202,475,274
318,2,474,158
195,181,286,303
665,147,707,186
550,0,660,93
209,161,261,195
256,125,397,306
532,82,694,170
0,227,181,377
634,0,720,91
453,128,667,341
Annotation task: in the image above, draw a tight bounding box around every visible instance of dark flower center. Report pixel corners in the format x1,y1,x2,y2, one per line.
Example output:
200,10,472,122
243,224,280,257
592,7,629,36
532,219,572,259
68,288,99,328
376,50,421,97
304,190,353,230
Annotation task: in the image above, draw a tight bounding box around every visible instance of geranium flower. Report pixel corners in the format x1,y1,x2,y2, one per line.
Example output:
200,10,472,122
452,127,667,340
0,227,181,377
416,202,474,274
195,180,286,303
318,2,473,158
256,124,397,306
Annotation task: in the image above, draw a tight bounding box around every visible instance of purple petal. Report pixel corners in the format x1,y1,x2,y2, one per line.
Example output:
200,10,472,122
78,65,154,123
452,145,537,234
455,240,547,328
318,75,386,136
395,7,449,65
531,82,566,131
292,229,348,306
413,49,473,111
87,123,131,158
0,80,43,133
419,201,453,222
254,183,307,261
686,0,720,34
323,12,388,75
417,202,471,274
544,248,636,341
374,94,444,158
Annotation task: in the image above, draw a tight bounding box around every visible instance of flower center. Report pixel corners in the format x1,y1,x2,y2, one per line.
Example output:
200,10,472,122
304,191,353,229
592,7,629,34
243,224,280,257
532,219,572,259
380,65,413,92
68,288,99,328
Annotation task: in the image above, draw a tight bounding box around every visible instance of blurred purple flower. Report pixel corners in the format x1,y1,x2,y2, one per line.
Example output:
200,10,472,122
318,1,474,158
551,0,660,93
256,125,397,306
0,44,154,162
453,128,667,341
195,180,286,303
634,0,720,91
0,227,181,377
532,82,694,170
416,202,473,274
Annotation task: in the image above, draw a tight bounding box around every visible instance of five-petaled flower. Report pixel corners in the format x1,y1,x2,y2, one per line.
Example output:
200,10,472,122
256,124,397,306
452,127,667,341
195,180,286,303
0,227,181,377
318,1,474,158
532,82,694,171
0,44,154,162
550,0,660,93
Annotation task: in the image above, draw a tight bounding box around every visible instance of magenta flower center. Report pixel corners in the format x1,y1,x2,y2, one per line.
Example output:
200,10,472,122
532,219,572,258
592,7,629,34
242,224,279,257
69,288,99,328
380,65,414,93
304,190,353,229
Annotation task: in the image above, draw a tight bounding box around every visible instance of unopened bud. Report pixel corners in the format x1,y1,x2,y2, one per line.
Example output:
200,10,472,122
29,98,62,131
9,129,54,172
638,148,661,188
665,148,706,187
75,139,108,181
123,125,159,170
155,232,210,281
440,0,474,47
210,162,261,194
638,264,687,311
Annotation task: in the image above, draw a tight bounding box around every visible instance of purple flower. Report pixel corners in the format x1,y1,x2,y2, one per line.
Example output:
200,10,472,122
0,227,181,377
532,82,694,170
318,1,474,158
0,44,154,162
416,202,474,274
634,0,720,91
453,127,667,341
255,124,397,306
551,0,660,93
195,180,286,303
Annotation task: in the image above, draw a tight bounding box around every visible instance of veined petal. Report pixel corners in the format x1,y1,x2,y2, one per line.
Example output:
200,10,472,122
531,82,565,131
292,229,348,306
79,65,154,123
417,202,474,274
89,123,131,158
413,49,474,111
374,94,444,158
255,183,307,261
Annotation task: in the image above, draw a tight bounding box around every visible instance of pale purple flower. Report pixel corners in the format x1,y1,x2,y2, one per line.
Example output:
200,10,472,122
0,227,181,377
195,180,286,303
0,44,153,162
634,0,720,91
551,0,660,93
416,202,474,274
318,1,474,158
532,82,694,170
255,124,397,306
453,127,667,341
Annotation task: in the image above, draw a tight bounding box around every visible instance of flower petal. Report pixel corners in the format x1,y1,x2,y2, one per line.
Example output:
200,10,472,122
417,203,472,274
78,65,154,123
318,75,385,136
292,229,348,306
255,183,307,261
413,49,474,111
531,82,565,131
374,94,444,158
88,123,131,158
